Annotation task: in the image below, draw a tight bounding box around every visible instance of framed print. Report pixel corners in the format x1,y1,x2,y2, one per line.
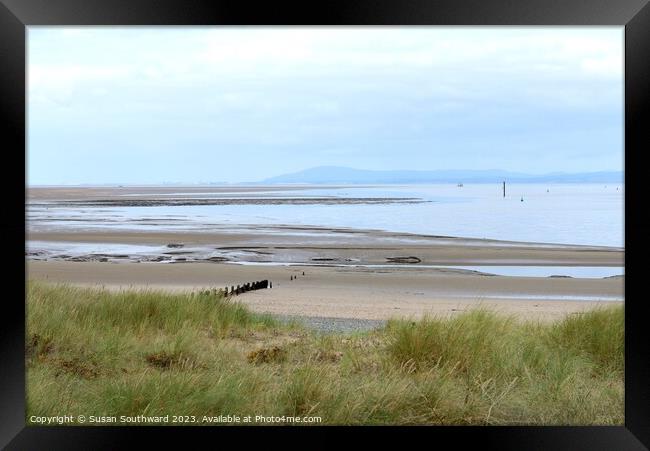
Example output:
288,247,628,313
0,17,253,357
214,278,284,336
2,0,648,449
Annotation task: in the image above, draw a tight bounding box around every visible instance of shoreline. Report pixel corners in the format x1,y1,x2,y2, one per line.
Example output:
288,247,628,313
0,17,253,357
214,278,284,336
26,185,624,326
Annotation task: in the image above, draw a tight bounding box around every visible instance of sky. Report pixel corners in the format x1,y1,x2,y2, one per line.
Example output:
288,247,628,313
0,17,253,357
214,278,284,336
27,27,624,185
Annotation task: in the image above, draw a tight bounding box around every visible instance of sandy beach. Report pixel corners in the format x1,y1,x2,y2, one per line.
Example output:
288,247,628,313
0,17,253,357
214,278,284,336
27,260,623,322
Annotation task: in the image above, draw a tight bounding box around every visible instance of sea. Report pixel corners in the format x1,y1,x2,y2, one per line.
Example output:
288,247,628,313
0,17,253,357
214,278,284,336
28,183,624,248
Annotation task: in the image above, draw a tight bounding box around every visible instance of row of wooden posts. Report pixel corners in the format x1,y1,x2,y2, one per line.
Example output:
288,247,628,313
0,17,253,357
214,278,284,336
225,280,270,297
197,272,307,298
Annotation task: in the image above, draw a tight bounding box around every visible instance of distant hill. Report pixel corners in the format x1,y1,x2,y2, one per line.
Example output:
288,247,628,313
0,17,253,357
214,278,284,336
261,166,624,184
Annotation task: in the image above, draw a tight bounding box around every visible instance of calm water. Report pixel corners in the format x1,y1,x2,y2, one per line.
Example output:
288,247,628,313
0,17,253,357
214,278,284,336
28,183,624,248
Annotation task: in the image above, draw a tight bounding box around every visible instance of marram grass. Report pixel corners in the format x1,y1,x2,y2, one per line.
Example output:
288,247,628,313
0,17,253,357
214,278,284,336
26,282,623,425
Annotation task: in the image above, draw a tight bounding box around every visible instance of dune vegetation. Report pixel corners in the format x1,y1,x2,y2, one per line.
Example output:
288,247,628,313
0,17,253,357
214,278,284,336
26,282,624,425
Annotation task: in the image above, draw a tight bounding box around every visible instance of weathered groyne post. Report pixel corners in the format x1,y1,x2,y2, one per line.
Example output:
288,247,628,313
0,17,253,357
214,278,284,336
219,280,273,297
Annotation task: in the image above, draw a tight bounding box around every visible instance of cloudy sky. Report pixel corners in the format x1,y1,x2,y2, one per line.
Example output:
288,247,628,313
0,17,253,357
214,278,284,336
28,27,623,185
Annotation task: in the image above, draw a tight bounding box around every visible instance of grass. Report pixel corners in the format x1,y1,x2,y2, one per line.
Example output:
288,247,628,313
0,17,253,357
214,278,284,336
26,281,623,425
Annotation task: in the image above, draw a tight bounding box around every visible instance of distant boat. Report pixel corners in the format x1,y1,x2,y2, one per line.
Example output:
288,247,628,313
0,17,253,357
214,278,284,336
457,183,463,187
521,196,524,202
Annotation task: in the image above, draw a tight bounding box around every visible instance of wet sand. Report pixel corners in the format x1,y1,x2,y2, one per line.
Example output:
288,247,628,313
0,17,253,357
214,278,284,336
27,228,623,266
27,261,623,322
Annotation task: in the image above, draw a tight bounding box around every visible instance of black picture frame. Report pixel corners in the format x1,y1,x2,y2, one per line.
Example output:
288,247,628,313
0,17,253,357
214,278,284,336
2,0,648,449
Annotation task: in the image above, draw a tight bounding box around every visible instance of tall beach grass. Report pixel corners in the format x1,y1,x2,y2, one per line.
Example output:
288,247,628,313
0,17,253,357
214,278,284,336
26,282,623,425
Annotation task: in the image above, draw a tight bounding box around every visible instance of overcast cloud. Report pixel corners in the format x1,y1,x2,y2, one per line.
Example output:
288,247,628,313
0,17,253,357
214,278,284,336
28,27,623,185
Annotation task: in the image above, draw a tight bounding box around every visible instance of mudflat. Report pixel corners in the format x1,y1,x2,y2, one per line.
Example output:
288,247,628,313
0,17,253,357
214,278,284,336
27,228,623,266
